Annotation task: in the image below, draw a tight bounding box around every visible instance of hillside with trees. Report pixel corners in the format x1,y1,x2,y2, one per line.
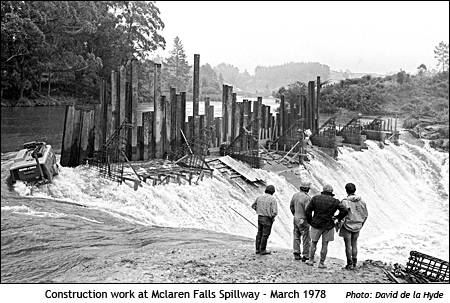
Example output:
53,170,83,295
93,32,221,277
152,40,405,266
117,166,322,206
273,42,449,150
1,1,166,105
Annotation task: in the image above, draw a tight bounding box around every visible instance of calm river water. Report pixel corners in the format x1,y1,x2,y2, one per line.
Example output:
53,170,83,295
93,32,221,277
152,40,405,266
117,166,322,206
0,99,278,153
1,106,66,153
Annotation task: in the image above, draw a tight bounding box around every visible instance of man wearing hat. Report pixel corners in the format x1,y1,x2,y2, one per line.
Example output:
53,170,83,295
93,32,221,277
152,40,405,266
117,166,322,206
251,185,278,255
290,180,312,261
305,184,348,268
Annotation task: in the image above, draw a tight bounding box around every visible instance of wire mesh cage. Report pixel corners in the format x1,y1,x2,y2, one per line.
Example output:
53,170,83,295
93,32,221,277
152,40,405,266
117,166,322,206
405,251,449,283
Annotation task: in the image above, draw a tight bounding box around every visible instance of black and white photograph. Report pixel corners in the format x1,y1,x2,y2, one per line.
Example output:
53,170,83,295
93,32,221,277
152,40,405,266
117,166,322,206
1,1,449,301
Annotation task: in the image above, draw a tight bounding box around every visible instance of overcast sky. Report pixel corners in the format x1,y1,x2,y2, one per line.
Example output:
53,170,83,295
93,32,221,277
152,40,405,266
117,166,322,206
154,1,449,75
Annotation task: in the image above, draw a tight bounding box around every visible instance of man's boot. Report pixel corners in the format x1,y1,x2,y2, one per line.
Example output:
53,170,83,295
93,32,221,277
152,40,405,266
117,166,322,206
294,253,301,260
352,258,357,269
344,260,353,270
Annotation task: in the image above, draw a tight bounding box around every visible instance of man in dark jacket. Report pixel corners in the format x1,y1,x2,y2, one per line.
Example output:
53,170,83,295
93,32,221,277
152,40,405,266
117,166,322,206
251,185,278,255
305,184,348,268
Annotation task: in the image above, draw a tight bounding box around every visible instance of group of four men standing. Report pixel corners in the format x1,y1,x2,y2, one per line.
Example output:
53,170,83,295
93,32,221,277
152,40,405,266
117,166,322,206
252,182,368,269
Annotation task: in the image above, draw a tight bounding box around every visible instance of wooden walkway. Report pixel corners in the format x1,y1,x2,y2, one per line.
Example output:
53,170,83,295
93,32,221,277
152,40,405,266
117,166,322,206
206,156,265,186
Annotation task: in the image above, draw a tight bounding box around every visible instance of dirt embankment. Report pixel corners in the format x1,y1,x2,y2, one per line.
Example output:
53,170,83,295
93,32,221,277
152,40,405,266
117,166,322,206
57,227,390,283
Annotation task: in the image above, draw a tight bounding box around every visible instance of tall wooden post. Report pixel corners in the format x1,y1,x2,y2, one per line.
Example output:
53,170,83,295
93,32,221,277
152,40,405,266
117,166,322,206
143,112,151,160
125,62,132,158
301,95,307,130
193,54,200,135
169,87,176,152
308,81,316,134
267,106,271,140
316,76,321,133
71,109,83,166
241,100,249,150
131,60,139,160
270,115,275,140
235,102,242,140
231,93,237,140
394,114,398,132
161,95,168,156
94,79,105,152
280,95,285,137
215,117,222,147
261,105,267,139
180,92,186,136
187,115,193,142
221,85,228,143
137,123,143,160
153,63,163,158
110,70,117,137
209,105,215,147
226,86,233,142
253,98,261,148
175,93,182,148
119,66,126,125
205,97,211,126
199,115,205,150
305,84,311,132
276,113,280,138
61,106,75,166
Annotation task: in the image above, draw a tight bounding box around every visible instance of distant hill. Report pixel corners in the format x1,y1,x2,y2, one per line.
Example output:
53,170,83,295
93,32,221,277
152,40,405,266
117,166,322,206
214,62,331,97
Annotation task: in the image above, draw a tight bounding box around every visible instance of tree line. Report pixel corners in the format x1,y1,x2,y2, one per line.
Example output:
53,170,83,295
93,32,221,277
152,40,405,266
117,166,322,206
273,42,449,118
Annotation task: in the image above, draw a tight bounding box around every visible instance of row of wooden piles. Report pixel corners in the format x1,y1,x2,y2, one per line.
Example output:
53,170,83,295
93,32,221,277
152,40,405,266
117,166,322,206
60,51,324,169
271,78,321,150
60,57,190,167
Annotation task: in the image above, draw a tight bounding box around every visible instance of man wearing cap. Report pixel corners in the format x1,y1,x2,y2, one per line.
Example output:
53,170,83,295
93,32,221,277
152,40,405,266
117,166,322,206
290,180,312,261
251,185,278,255
305,184,348,268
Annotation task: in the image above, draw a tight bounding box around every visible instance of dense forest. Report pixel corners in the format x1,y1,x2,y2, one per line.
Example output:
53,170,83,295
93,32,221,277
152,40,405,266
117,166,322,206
1,1,166,104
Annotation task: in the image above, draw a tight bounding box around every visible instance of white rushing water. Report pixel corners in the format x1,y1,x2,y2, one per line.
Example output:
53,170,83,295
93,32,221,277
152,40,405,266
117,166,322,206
10,138,449,264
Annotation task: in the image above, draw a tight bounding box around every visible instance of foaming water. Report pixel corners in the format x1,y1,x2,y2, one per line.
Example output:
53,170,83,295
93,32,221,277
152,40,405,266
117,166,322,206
8,163,297,249
1,136,448,266
303,139,449,263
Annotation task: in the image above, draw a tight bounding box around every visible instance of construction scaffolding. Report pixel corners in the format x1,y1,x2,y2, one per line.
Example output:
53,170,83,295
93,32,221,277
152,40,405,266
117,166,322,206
225,121,263,169
89,120,132,183
337,116,367,148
